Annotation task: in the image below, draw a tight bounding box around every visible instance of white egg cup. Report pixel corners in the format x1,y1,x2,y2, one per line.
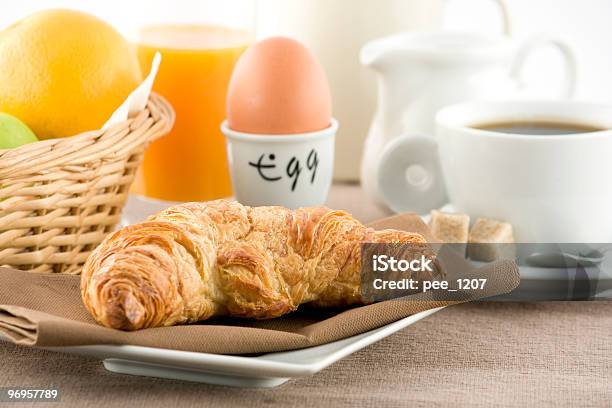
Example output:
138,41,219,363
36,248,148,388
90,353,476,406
221,119,337,209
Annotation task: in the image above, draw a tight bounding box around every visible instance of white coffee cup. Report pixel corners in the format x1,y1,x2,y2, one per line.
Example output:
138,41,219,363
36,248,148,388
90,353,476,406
378,100,612,243
221,120,337,209
360,21,578,208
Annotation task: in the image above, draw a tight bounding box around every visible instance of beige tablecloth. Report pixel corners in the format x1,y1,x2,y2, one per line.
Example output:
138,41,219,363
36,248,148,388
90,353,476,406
1,184,611,407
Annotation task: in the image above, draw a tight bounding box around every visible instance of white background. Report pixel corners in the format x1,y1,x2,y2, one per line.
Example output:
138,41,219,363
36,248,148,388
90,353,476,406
0,0,611,102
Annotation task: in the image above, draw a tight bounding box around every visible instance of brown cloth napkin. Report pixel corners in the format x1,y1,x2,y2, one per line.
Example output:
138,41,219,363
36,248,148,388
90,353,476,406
0,213,519,355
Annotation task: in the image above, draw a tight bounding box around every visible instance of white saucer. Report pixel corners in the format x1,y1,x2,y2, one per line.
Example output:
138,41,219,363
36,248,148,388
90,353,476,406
421,204,612,299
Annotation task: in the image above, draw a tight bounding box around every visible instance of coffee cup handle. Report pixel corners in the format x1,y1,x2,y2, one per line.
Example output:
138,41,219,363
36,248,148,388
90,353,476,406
510,35,577,98
376,135,448,214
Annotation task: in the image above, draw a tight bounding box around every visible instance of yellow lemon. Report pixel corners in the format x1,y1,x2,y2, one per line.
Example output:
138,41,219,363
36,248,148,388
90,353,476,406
0,9,142,139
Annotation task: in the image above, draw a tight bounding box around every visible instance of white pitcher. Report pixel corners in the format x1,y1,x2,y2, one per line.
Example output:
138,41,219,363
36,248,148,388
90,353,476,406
360,7,577,212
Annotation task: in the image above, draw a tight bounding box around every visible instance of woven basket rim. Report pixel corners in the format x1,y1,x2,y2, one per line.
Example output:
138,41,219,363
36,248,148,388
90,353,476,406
0,92,175,274
0,92,175,162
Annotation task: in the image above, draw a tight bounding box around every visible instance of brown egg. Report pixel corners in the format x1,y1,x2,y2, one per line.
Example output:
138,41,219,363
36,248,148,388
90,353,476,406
227,37,332,134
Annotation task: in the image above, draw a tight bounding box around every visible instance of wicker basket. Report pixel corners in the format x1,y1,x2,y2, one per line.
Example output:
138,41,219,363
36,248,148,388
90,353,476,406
0,93,175,274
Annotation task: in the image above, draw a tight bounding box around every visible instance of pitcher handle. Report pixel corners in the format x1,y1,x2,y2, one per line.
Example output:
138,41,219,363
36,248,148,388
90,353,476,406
510,35,577,98
443,0,511,35
376,135,448,214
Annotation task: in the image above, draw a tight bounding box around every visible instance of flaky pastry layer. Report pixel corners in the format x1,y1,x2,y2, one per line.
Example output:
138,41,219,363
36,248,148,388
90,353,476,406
81,200,427,330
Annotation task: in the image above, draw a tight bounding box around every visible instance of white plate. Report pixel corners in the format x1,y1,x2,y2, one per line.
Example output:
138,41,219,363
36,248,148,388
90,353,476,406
11,195,438,387
39,307,443,388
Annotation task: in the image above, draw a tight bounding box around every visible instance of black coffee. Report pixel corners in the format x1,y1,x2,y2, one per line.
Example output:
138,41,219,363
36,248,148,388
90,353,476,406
473,121,605,135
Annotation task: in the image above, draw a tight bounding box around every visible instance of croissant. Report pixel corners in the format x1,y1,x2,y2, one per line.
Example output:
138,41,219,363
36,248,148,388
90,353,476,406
81,200,428,330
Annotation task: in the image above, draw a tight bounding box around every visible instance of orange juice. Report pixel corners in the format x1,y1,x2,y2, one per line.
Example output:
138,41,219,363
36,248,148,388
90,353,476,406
136,25,250,201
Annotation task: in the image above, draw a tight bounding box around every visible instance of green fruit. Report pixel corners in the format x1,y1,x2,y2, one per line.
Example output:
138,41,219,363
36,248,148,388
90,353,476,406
0,112,38,149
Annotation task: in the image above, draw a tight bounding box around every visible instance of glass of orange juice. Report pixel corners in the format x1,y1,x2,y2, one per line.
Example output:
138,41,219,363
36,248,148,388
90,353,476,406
134,3,254,202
